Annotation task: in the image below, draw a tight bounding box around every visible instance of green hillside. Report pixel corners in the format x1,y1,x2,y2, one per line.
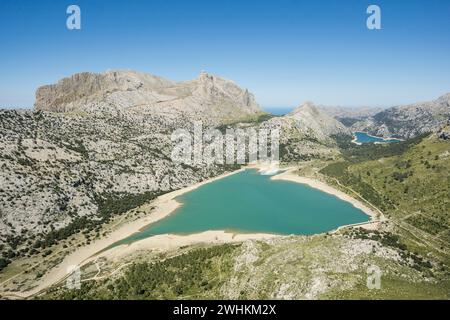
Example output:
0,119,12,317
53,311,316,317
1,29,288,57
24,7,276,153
349,136,449,240
41,233,450,300
321,134,450,263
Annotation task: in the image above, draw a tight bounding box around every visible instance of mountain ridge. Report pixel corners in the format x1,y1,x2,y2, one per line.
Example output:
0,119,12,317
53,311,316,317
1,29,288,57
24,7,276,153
34,70,263,124
351,93,450,138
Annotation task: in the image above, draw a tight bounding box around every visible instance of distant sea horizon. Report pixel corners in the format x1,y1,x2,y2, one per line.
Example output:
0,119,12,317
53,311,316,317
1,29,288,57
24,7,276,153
263,106,294,116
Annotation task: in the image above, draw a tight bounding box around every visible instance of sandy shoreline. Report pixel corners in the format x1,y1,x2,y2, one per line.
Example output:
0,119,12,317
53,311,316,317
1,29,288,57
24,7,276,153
98,231,278,262
4,164,382,298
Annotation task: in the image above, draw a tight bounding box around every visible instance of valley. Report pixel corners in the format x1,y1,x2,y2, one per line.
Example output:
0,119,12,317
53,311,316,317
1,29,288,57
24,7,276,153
0,70,449,300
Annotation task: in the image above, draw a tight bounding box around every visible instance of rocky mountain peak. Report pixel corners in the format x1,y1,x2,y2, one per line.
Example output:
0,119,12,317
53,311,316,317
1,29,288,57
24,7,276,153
437,93,450,105
198,70,213,81
33,70,263,124
289,102,320,116
268,101,351,142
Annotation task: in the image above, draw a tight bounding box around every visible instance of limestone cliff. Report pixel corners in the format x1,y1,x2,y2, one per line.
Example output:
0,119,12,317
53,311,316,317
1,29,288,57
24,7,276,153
34,70,262,124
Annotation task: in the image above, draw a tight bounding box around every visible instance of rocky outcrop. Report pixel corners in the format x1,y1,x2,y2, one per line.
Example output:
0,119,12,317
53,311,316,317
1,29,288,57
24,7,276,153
285,102,351,140
34,70,262,124
437,119,450,140
260,102,351,161
351,93,450,139
34,70,174,112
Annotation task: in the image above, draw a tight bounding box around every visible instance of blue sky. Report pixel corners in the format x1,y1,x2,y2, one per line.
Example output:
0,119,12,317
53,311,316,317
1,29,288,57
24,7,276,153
1,0,450,109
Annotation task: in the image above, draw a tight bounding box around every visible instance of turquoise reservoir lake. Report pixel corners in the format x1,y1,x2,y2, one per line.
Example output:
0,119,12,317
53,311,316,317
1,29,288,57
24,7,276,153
353,132,401,144
117,170,370,245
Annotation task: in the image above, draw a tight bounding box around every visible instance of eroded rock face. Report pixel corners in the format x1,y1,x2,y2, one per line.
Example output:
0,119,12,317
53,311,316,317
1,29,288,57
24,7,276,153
34,71,175,112
34,70,262,124
350,93,450,139
437,119,450,140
